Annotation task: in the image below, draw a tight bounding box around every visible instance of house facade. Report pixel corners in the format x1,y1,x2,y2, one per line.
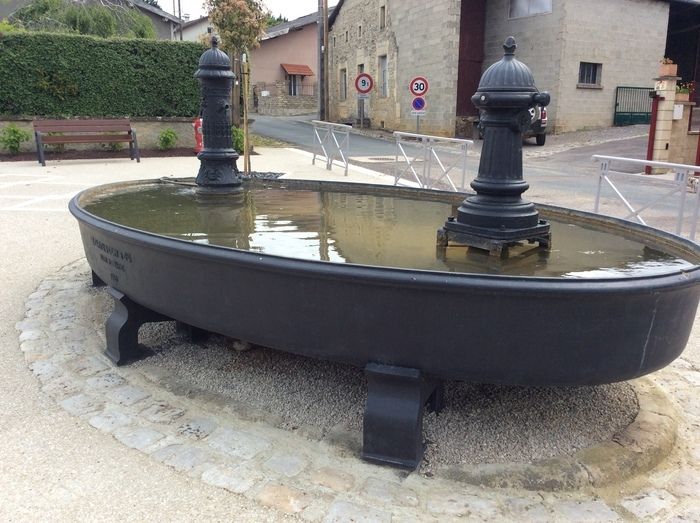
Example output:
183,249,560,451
249,12,322,116
329,0,672,135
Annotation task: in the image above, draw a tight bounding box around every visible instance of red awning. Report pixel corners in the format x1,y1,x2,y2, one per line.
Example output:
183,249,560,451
281,63,315,76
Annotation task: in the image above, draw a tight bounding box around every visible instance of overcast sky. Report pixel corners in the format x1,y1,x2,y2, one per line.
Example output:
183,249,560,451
165,0,321,22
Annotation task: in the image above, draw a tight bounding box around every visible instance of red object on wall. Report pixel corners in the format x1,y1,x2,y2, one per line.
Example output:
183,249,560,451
193,117,203,154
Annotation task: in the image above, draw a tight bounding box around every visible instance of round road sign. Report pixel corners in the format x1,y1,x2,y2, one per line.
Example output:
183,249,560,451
412,97,426,111
355,73,374,94
409,76,429,96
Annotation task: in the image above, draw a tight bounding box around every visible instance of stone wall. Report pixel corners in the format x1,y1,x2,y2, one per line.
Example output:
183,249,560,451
328,0,461,136
256,82,318,116
0,117,197,153
485,0,668,133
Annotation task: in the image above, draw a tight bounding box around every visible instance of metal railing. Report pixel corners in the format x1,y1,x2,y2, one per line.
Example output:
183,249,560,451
393,132,473,191
311,120,351,176
592,155,700,240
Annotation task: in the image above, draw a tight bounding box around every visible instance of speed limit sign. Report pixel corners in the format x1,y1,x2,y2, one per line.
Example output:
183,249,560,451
409,76,429,96
355,73,374,94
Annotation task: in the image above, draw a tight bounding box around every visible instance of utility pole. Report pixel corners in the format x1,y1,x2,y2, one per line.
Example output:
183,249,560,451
323,0,329,120
318,0,327,120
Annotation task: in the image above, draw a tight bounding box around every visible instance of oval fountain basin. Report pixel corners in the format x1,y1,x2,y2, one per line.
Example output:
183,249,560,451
70,178,700,386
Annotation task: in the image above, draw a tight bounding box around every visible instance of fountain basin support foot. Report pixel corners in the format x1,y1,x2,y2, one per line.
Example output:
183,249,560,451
105,287,171,365
362,362,444,469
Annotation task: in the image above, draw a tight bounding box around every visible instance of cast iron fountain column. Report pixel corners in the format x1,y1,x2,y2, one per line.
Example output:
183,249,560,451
195,36,241,190
439,37,550,256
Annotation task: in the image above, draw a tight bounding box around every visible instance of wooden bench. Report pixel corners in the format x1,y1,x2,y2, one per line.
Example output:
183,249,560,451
33,119,140,166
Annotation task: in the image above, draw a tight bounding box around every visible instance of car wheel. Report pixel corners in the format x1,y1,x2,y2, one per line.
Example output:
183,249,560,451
536,133,546,146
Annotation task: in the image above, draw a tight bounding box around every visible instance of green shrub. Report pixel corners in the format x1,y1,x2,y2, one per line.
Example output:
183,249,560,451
0,123,31,154
158,128,178,150
232,126,244,154
106,142,123,152
0,33,205,118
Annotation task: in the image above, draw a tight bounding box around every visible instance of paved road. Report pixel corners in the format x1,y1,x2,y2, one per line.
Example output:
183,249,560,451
252,115,693,231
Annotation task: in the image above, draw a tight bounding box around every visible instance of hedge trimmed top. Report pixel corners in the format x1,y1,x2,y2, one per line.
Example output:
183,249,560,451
0,32,206,118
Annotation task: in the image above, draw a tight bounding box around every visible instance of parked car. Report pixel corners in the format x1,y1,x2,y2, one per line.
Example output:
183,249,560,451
477,104,548,145
524,104,547,146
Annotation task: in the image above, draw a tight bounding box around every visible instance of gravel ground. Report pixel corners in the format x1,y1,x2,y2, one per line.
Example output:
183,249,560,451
131,316,639,470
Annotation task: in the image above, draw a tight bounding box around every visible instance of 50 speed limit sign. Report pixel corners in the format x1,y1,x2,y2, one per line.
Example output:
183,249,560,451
409,76,429,96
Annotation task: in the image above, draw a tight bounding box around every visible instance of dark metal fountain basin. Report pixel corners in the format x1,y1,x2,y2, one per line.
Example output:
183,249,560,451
70,178,700,468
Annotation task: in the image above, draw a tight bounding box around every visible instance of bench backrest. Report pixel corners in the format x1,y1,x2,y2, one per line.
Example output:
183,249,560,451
34,119,133,133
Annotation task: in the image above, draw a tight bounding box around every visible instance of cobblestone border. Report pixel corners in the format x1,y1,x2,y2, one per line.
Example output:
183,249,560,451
14,260,694,521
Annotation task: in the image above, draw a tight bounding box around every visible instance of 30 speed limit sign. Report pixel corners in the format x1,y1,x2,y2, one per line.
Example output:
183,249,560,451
409,76,429,96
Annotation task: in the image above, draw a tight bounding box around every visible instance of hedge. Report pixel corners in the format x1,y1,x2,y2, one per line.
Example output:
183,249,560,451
0,32,207,118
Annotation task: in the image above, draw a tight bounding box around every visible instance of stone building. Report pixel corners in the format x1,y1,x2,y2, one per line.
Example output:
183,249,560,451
328,0,674,135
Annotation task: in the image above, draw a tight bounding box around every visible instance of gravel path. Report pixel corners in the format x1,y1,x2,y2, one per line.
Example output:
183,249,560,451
133,318,638,471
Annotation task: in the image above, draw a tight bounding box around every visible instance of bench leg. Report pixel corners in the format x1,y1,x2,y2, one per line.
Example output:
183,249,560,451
105,287,170,365
35,132,46,167
362,362,444,469
129,140,135,161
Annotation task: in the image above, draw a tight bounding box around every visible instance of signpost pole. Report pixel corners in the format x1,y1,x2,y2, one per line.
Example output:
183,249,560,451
416,115,420,133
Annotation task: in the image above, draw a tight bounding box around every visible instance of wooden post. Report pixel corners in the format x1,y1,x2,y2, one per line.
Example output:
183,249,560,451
242,56,251,175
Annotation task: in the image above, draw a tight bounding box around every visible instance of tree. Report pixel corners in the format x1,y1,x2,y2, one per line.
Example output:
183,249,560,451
10,0,156,38
265,13,287,28
205,0,266,54
140,0,162,9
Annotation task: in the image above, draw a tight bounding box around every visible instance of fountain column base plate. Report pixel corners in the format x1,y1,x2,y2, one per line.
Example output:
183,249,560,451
362,363,444,469
438,220,551,257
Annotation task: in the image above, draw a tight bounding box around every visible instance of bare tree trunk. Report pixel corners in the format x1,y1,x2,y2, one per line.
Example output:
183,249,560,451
232,53,241,127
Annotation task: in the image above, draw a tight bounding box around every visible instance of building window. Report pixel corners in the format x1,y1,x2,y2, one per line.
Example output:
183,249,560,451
288,75,301,96
333,36,336,47
340,68,347,100
380,5,386,29
578,62,602,88
378,55,388,97
345,31,348,42
358,25,362,38
509,0,552,19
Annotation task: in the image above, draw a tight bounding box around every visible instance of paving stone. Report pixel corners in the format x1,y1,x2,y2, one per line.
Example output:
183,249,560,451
178,418,218,440
19,339,45,353
41,375,83,398
550,500,621,522
60,394,104,417
89,408,134,433
28,359,63,384
323,500,391,523
152,444,210,472
257,483,311,514
504,497,553,521
263,454,307,478
427,494,500,519
620,489,677,519
106,385,150,406
113,426,165,451
669,468,700,498
140,401,185,424
201,464,258,494
19,330,44,342
15,319,42,331
49,318,76,332
361,477,419,507
84,372,127,391
208,427,271,460
667,504,700,522
310,467,355,492
64,355,110,377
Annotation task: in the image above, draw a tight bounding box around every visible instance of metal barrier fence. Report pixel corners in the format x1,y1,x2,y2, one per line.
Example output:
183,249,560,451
393,131,473,191
592,155,700,240
311,120,351,176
